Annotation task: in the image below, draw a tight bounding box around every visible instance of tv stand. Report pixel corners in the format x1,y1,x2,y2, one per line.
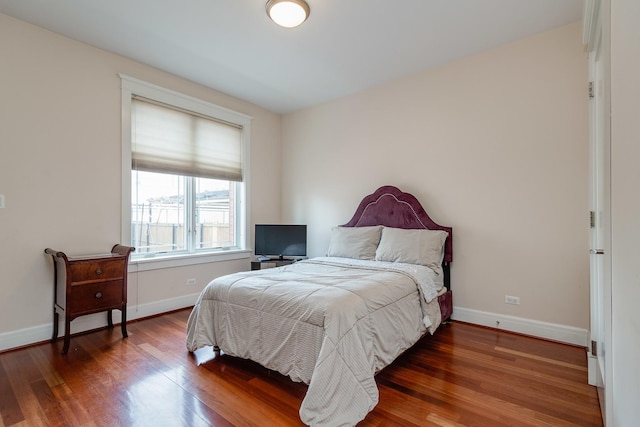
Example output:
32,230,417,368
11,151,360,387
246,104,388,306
251,258,296,270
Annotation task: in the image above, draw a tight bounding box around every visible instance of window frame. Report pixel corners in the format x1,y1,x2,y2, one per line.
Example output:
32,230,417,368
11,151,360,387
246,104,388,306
120,74,252,270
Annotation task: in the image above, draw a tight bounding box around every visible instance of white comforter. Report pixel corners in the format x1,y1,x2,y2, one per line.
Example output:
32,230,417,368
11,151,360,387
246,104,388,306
186,257,443,426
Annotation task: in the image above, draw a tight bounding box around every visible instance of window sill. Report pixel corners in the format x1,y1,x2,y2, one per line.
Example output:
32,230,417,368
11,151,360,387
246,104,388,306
129,249,252,272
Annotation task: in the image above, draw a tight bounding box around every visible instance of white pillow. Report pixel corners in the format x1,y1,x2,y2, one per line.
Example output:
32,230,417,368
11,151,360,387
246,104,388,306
375,227,448,268
326,226,383,260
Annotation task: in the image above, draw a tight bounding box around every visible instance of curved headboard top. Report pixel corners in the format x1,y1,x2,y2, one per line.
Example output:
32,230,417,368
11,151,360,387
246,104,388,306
342,185,452,263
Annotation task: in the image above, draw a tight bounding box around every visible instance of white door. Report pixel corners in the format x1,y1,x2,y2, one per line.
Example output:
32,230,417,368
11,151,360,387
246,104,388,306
586,2,610,422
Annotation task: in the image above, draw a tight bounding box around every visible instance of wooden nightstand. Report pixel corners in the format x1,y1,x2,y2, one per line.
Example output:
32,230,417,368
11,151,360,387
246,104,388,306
45,244,135,354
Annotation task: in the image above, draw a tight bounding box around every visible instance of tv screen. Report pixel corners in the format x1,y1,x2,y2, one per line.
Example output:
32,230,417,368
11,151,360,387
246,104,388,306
254,224,307,260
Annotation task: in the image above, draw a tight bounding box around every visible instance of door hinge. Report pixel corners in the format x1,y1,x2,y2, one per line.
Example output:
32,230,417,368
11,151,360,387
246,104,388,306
591,340,598,356
590,210,596,228
589,81,595,99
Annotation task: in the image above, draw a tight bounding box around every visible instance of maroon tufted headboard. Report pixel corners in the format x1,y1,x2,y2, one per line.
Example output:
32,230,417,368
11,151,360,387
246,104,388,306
342,185,453,288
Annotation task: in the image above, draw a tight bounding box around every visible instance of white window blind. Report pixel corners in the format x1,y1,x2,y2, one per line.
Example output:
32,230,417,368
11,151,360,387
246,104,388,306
131,97,243,182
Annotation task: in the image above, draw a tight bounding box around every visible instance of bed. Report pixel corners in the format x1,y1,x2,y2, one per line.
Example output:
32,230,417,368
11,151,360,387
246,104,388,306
186,185,453,426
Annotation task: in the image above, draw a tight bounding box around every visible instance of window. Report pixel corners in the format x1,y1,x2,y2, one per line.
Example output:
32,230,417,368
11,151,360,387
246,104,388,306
121,75,251,263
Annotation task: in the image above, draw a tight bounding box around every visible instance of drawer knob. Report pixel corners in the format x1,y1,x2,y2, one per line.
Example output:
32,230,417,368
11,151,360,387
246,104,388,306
96,269,103,275
95,292,103,299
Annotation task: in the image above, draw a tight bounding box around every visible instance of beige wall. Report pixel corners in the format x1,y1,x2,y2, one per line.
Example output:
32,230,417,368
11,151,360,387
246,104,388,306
610,0,640,423
0,13,282,349
282,23,589,336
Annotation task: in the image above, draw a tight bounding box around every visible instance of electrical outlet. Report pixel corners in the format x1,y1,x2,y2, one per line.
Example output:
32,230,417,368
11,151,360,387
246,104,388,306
186,278,196,285
505,295,520,305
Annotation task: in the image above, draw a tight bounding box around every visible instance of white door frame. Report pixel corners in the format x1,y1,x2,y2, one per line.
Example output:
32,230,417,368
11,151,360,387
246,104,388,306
583,0,611,424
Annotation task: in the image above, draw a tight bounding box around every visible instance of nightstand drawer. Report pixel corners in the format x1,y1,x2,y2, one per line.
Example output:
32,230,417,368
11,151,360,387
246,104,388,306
69,260,124,283
70,280,123,312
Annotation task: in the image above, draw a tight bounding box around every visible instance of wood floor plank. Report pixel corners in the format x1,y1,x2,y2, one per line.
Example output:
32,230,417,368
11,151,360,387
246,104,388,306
494,345,588,370
30,346,97,427
1,352,48,427
0,357,24,426
0,310,602,426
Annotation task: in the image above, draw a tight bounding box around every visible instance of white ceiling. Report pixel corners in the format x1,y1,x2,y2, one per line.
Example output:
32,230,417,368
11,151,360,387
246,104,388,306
0,0,584,114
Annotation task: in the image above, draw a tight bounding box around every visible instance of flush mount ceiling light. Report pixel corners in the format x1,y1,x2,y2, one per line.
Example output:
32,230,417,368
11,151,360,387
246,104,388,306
266,0,310,28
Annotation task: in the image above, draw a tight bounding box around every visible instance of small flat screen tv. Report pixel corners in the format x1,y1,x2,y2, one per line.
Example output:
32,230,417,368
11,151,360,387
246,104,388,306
254,224,307,260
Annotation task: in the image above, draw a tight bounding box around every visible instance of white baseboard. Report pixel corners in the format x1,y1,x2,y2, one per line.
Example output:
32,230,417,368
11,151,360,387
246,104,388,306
451,306,589,347
0,293,201,353
2,300,589,353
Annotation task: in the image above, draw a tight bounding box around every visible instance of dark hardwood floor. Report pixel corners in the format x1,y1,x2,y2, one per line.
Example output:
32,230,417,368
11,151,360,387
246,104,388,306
0,309,603,426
